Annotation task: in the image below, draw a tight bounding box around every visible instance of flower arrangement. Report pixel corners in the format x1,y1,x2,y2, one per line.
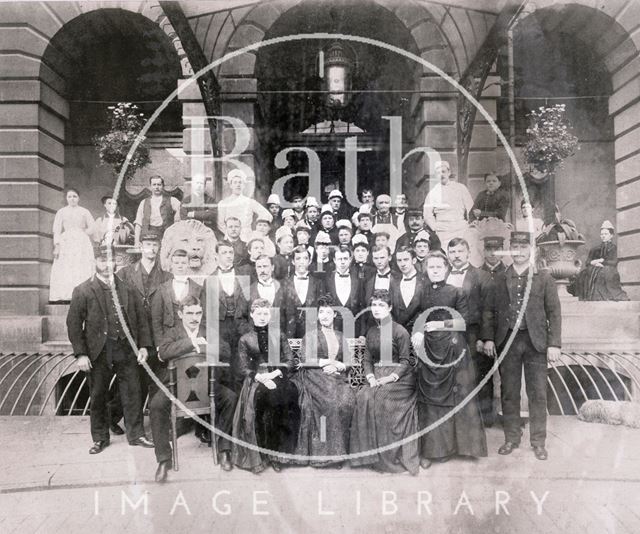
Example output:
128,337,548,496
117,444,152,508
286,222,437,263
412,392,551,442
94,102,151,180
524,104,579,175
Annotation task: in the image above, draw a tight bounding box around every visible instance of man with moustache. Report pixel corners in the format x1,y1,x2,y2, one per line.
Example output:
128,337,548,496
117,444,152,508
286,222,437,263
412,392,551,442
395,202,440,253
134,174,181,246
283,245,325,338
153,296,237,482
446,237,495,427
151,249,202,342
67,245,154,454
484,231,561,460
221,216,248,267
180,174,217,233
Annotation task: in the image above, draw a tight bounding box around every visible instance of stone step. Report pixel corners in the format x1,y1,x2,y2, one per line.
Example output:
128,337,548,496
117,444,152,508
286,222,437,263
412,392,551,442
43,304,70,316
40,341,72,354
42,316,70,343
561,300,640,313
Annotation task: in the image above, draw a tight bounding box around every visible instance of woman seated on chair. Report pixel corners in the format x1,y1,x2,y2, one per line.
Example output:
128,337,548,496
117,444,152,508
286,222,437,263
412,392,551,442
411,251,487,470
232,298,301,474
291,294,356,467
349,289,419,475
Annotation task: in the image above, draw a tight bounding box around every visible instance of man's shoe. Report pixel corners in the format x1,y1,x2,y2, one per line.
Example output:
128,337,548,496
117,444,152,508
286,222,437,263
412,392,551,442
420,458,432,470
110,423,125,436
129,436,154,448
498,441,519,455
219,451,233,472
532,446,548,461
271,461,282,472
155,460,171,483
89,440,110,454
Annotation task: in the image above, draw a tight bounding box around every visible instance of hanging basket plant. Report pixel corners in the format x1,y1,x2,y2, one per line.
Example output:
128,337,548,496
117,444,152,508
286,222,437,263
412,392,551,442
524,104,579,176
94,102,152,181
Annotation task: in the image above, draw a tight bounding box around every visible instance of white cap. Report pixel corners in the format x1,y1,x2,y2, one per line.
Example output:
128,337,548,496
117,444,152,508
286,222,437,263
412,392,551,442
281,208,295,219
321,204,334,216
336,219,352,230
314,231,332,244
306,196,320,208
255,212,273,224
267,194,280,205
227,169,247,182
328,189,343,199
275,226,293,242
601,220,614,231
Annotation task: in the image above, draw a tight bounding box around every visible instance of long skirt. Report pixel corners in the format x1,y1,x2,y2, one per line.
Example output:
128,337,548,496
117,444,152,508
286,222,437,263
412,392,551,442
231,375,301,471
417,331,487,460
577,265,629,301
49,228,95,301
349,367,419,475
289,368,355,466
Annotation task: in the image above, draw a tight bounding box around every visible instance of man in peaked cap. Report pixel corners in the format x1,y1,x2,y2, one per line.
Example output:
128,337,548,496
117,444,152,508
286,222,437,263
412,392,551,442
484,230,561,461
395,197,441,253
481,236,507,278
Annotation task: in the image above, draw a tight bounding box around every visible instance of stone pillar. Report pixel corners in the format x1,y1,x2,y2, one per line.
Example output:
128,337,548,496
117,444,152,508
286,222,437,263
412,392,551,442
0,79,68,315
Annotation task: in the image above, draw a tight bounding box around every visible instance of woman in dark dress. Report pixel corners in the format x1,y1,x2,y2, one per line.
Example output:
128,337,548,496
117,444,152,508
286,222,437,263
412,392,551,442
412,251,487,469
231,298,301,473
291,295,356,467
576,220,629,301
349,289,419,475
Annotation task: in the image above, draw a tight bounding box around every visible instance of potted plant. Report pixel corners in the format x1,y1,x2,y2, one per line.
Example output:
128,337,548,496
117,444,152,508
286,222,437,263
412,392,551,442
524,104,579,181
94,102,152,181
537,204,585,297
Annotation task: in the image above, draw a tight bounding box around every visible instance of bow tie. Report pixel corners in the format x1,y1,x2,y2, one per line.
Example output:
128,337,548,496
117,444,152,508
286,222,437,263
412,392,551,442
450,268,468,275
336,273,350,278
259,281,274,287
403,274,417,282
219,268,233,274
377,273,390,279
295,275,308,280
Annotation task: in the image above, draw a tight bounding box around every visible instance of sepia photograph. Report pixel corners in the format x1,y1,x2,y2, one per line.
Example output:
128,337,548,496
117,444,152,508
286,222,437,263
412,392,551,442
1,0,639,532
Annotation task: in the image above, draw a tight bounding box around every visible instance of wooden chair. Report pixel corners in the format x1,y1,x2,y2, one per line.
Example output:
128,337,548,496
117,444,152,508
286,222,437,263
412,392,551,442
168,352,217,471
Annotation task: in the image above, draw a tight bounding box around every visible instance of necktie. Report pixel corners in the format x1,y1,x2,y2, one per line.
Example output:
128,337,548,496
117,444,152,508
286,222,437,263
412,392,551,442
337,273,350,278
296,275,308,280
403,274,417,282
377,273,390,279
450,269,468,275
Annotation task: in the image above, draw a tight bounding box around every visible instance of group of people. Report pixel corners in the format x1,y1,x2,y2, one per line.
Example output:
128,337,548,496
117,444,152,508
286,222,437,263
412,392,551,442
65,163,565,485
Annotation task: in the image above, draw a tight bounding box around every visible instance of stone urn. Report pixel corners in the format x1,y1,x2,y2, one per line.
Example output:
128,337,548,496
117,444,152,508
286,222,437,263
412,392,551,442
537,239,584,298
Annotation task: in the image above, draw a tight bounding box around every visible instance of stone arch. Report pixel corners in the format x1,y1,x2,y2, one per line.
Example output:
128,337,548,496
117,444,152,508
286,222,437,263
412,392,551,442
518,2,640,297
0,2,190,314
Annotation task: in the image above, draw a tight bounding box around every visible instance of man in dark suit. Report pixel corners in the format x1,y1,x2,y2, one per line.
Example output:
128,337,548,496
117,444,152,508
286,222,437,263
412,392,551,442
153,296,237,482
283,245,325,338
67,245,154,454
118,232,171,413
361,245,401,332
200,241,251,390
221,216,248,267
395,204,440,253
484,231,561,461
151,249,202,342
481,236,507,279
325,245,364,337
179,174,217,233
390,246,426,335
447,237,495,427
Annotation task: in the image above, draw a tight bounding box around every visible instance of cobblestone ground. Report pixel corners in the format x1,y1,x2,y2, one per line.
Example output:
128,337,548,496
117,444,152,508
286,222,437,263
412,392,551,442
1,416,639,533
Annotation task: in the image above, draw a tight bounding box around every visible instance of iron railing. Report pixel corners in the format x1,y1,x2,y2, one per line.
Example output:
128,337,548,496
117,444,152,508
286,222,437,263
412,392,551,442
0,348,638,417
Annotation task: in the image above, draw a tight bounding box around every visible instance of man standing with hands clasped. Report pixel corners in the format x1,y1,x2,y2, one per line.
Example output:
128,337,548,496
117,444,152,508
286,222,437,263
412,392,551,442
67,245,154,454
484,231,561,461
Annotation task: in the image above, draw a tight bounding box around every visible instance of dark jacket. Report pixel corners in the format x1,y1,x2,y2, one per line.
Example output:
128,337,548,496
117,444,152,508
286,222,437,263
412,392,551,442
118,260,171,345
200,272,251,341
237,328,295,379
455,265,492,328
389,273,427,334
67,276,152,361
179,193,218,231
282,274,326,338
150,278,203,343
487,266,562,352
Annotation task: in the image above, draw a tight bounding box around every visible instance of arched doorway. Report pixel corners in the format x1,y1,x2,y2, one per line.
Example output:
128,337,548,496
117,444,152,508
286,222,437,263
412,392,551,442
41,8,183,222
253,0,420,205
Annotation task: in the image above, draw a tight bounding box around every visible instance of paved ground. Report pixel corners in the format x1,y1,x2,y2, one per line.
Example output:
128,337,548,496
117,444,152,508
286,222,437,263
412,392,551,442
1,415,640,533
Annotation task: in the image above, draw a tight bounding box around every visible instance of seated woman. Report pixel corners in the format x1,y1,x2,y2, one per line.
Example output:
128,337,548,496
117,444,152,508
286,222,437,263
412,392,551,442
231,298,301,474
349,289,419,475
412,251,487,469
469,173,510,222
575,220,629,301
292,295,356,467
